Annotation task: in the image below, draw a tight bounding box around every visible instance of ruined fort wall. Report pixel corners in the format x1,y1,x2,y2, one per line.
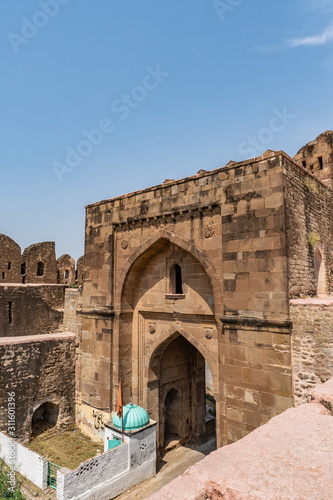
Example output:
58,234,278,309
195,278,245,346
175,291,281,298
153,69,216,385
22,241,57,284
294,130,333,188
0,284,66,337
57,254,76,285
0,333,76,442
63,288,81,335
0,234,21,283
76,255,85,285
283,159,333,297
291,298,333,405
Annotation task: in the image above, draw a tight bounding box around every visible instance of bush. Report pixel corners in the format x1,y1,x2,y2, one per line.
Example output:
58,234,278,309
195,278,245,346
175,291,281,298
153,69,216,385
0,460,26,499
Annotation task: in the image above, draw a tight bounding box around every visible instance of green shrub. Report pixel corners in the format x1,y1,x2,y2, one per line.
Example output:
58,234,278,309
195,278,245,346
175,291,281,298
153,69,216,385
0,460,26,499
308,231,321,251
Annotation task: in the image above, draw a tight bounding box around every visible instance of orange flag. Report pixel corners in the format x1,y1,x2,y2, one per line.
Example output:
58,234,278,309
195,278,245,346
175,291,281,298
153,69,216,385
116,380,123,418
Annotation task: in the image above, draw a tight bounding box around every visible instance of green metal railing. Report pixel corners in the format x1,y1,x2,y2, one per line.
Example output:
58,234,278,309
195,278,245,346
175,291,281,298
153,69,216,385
48,462,62,489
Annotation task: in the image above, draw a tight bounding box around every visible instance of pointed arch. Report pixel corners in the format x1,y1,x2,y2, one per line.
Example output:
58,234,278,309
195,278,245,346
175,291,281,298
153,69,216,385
147,326,218,396
115,228,223,316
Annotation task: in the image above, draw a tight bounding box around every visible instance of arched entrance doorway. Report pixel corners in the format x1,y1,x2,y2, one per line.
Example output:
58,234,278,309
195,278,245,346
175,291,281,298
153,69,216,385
150,334,213,451
31,402,59,436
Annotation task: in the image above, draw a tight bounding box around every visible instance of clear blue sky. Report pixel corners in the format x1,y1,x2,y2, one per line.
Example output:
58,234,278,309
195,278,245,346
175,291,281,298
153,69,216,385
1,0,333,260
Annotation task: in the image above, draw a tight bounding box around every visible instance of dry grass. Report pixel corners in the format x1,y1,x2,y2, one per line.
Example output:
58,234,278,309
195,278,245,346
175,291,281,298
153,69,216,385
27,427,100,470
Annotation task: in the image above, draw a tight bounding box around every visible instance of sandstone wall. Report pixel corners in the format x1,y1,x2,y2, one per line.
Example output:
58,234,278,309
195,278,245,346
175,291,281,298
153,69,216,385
0,284,66,337
291,298,333,405
79,151,295,447
21,241,57,284
294,130,333,188
0,234,21,283
0,333,76,442
63,288,81,335
57,254,75,285
284,159,333,297
76,256,85,285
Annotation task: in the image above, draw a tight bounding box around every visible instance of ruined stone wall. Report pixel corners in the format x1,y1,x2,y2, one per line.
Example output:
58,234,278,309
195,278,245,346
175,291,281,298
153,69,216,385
0,284,66,337
284,158,333,297
76,256,85,285
294,130,333,188
63,288,81,335
291,298,333,405
57,254,75,285
79,151,295,447
0,333,76,442
0,234,21,283
21,241,57,284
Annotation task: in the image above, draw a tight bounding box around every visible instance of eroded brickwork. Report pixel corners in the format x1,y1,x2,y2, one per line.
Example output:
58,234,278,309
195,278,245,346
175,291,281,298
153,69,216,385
22,242,57,284
294,130,333,188
76,256,85,285
0,333,76,442
0,284,65,337
57,254,75,284
63,288,81,335
284,158,333,297
0,234,21,283
291,298,333,405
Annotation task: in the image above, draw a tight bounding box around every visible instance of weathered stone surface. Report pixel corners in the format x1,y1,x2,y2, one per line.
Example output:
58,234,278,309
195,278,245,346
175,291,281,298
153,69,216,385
21,241,57,284
0,332,76,441
147,399,333,500
290,297,333,406
0,234,21,283
0,284,66,337
56,254,75,284
294,130,333,188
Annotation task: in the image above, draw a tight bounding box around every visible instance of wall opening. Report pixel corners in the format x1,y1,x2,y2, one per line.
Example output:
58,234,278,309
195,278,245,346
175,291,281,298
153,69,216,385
149,333,213,452
8,302,13,324
21,263,26,275
318,156,323,170
31,402,59,436
7,262,11,270
2,271,5,280
170,264,183,294
37,262,44,277
64,269,69,280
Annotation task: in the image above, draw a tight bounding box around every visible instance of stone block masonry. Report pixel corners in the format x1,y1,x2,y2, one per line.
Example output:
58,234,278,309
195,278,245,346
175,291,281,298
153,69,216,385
0,284,66,337
291,297,333,405
79,150,297,449
0,332,76,441
63,288,81,335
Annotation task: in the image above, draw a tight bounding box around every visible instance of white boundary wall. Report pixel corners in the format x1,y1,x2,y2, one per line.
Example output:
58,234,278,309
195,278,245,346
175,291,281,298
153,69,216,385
57,423,156,500
0,432,48,489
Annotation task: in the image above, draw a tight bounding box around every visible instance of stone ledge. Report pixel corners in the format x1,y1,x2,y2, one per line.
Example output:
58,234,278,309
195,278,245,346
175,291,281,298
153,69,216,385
0,331,76,345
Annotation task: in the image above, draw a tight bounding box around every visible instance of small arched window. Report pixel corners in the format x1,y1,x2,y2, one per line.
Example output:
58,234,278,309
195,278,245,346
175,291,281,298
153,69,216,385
37,262,44,276
170,264,183,294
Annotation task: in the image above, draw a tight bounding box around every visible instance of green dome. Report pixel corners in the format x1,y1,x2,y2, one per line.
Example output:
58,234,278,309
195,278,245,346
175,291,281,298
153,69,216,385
112,403,149,431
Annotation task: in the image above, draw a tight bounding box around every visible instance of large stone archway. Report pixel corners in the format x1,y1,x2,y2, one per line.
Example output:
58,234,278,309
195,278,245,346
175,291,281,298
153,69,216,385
147,332,210,451
118,237,219,446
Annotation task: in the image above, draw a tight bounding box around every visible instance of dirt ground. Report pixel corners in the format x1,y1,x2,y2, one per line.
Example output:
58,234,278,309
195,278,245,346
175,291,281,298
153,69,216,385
116,437,217,500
